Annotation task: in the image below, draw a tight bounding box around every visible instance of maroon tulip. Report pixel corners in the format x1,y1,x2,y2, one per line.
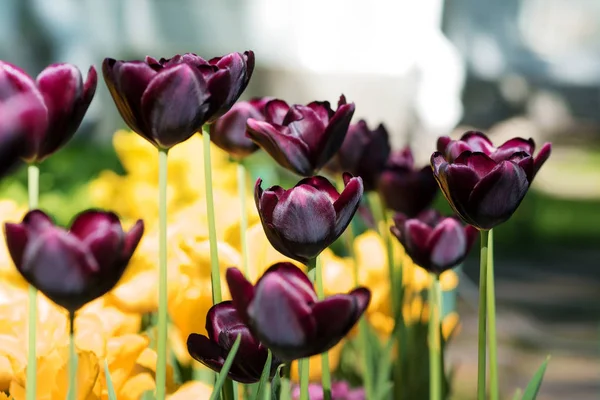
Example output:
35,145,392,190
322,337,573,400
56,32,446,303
377,147,438,217
255,173,363,264
390,210,478,274
432,131,552,230
102,51,255,150
4,210,143,313
246,95,355,176
0,61,97,163
327,119,391,191
187,301,281,383
292,381,366,400
209,97,272,159
226,263,370,361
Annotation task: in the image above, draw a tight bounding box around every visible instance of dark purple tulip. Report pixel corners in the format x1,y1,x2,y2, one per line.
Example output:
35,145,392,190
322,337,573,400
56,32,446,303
0,61,97,163
377,147,439,217
327,119,391,191
255,173,363,264
226,263,371,361
187,301,281,384
292,381,366,400
102,51,255,150
390,210,478,274
209,97,272,159
4,210,143,313
246,95,355,176
432,131,552,230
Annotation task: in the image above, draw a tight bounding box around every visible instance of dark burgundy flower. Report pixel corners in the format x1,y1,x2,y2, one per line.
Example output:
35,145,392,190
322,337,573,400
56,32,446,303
187,301,281,384
0,61,97,163
432,131,552,230
255,173,363,264
246,95,355,176
4,210,143,313
327,119,390,191
209,97,272,159
377,147,438,217
390,210,478,274
292,381,366,400
226,263,370,361
102,51,255,150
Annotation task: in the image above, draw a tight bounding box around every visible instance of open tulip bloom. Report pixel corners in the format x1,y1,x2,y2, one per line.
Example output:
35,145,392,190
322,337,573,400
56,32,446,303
4,209,143,314
0,60,97,163
226,263,371,361
432,131,551,230
103,51,254,150
246,95,355,176
187,301,281,383
255,173,363,264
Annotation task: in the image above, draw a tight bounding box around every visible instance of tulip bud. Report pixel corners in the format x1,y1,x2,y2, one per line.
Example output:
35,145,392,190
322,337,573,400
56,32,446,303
102,51,254,150
4,210,143,313
0,61,97,163
390,210,478,274
431,131,552,230
226,264,371,361
377,147,439,217
246,95,355,176
255,173,363,264
187,301,281,383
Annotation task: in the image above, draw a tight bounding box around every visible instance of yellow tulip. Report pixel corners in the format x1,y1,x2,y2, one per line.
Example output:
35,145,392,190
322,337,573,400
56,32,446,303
168,381,213,399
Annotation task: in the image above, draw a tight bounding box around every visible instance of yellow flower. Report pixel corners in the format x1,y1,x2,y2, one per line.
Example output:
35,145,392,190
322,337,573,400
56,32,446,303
168,381,213,400
291,341,344,382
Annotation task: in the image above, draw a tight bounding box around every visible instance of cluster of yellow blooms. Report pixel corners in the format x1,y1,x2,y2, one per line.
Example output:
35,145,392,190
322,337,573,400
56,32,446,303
0,131,459,397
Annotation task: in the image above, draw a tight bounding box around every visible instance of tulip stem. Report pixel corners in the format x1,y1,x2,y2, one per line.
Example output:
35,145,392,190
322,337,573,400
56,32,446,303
313,256,332,400
486,229,498,400
429,274,442,400
203,125,222,303
280,364,292,400
477,230,489,400
237,162,249,278
299,359,310,400
156,148,169,400
26,163,39,400
67,312,77,400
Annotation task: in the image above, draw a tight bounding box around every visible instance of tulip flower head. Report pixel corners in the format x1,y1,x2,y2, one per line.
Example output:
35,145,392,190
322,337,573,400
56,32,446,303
246,95,355,176
390,210,478,275
377,147,439,217
226,263,371,361
254,173,363,264
0,60,97,163
209,97,272,159
432,131,552,230
187,301,280,383
4,210,143,313
103,51,255,150
328,119,391,191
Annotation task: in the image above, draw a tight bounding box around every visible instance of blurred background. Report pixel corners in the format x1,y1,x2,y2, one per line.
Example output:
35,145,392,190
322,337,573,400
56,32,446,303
0,0,599,398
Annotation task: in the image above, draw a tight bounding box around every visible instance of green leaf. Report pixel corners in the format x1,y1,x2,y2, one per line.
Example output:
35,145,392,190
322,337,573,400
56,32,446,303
521,356,550,400
271,364,284,400
374,334,396,400
253,349,273,400
512,388,523,400
209,334,242,400
104,360,118,400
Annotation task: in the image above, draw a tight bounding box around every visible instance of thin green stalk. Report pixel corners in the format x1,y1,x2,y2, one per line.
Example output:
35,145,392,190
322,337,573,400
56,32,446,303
280,364,292,400
237,162,249,277
486,229,498,400
202,125,222,303
478,230,490,400
299,358,310,400
314,256,332,400
429,274,442,400
26,164,39,400
156,148,169,400
68,312,77,400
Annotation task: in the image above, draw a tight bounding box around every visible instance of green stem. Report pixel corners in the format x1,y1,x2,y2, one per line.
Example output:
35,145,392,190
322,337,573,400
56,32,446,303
477,230,489,400
222,379,235,400
486,229,498,400
26,164,39,400
314,256,332,400
280,363,292,400
429,275,442,400
203,125,222,303
68,312,76,400
299,359,310,400
237,162,249,277
156,148,169,400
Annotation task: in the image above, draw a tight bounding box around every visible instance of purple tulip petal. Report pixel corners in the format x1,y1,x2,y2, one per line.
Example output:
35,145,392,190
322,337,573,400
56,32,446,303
310,294,361,353
209,100,261,157
314,101,355,170
427,218,469,270
122,220,144,261
404,219,433,253
461,131,495,155
69,210,124,270
4,223,28,268
437,136,452,153
436,162,481,226
187,333,225,371
226,268,256,324
306,101,332,124
533,142,552,178
0,61,39,99
332,175,363,236
299,176,340,203
263,99,290,124
454,152,497,179
492,137,535,162
260,262,316,302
